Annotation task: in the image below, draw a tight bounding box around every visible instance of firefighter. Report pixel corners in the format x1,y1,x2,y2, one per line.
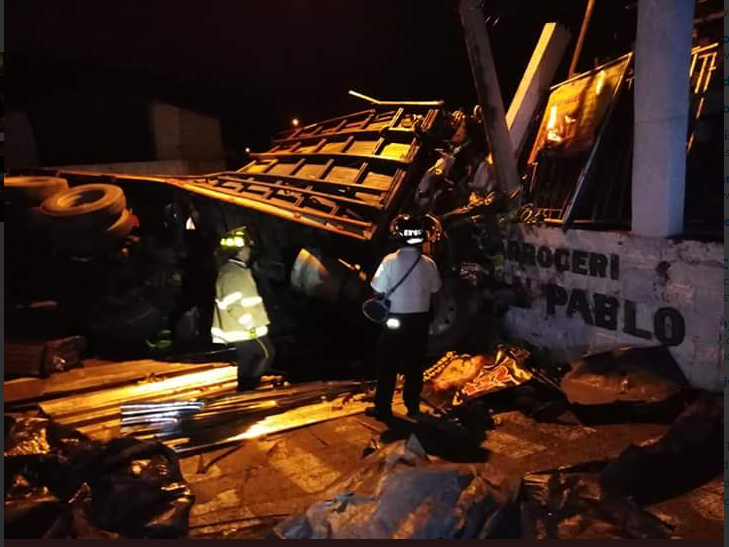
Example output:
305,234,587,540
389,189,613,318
365,215,442,420
211,227,275,391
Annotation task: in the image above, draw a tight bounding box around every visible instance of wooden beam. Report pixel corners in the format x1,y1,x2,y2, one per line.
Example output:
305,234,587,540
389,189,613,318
39,366,239,423
458,0,519,193
4,360,229,405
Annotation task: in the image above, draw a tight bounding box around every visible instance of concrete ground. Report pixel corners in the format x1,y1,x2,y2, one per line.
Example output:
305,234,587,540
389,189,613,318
180,398,724,539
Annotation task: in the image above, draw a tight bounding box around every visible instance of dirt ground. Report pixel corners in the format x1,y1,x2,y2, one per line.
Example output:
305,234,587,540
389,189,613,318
180,398,724,539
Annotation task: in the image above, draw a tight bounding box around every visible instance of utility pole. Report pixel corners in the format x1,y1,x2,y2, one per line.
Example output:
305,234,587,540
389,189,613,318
458,0,520,193
568,0,596,78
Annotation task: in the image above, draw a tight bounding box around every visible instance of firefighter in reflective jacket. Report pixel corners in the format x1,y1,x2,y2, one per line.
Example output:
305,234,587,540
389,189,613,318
212,227,275,391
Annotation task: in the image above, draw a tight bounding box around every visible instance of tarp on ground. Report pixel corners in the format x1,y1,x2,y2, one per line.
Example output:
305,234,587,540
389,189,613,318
274,436,520,539
598,392,723,504
520,394,723,539
520,466,673,539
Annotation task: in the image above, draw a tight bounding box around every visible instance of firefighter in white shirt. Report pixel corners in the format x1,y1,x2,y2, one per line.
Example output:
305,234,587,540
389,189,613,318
211,227,275,391
366,215,442,420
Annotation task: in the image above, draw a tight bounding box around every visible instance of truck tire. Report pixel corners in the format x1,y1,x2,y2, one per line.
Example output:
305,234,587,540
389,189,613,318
5,176,68,205
426,278,474,358
40,183,126,230
52,208,135,254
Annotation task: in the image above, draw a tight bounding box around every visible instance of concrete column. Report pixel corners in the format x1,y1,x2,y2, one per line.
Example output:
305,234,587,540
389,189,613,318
631,0,694,237
506,23,571,157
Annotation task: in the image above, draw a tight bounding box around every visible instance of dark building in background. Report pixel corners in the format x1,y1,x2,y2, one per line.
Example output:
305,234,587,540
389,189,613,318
8,0,637,172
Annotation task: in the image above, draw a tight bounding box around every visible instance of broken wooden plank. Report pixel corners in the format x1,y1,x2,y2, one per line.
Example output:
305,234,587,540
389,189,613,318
4,360,231,405
76,381,239,440
39,365,238,422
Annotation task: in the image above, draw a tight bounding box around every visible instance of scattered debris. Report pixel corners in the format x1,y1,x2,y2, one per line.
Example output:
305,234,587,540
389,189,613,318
599,393,723,504
520,464,674,539
5,417,194,539
38,365,240,439
119,380,374,453
518,393,722,539
422,344,533,414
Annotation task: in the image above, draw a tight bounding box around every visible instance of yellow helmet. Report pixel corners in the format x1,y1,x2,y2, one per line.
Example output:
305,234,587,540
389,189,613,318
219,227,254,249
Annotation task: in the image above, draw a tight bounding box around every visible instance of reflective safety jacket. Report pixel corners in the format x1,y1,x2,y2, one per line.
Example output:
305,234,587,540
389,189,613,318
211,259,271,344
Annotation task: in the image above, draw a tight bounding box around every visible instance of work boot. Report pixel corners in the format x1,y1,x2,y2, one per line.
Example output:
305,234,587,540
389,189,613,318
364,406,393,421
237,377,260,392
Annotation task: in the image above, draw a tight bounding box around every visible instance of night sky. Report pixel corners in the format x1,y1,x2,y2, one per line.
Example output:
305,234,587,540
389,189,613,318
9,1,636,161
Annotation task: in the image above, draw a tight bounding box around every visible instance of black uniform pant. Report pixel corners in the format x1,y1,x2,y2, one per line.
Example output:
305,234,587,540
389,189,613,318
235,335,276,390
374,312,430,413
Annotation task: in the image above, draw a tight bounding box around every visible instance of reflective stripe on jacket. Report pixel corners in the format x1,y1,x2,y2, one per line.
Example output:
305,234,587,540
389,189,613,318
211,260,270,343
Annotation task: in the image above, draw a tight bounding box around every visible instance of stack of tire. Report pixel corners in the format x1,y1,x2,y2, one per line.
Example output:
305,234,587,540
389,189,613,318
5,176,135,254
4,176,68,221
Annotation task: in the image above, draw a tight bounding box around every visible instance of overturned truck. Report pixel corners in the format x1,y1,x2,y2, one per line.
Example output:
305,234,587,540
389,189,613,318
6,8,724,390
6,98,507,361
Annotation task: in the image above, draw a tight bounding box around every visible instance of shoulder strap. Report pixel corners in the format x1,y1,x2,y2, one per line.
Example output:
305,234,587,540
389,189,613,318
385,254,422,298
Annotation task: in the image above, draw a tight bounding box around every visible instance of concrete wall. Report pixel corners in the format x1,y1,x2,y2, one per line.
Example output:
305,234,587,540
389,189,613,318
6,101,225,173
498,225,723,391
149,101,225,163
62,102,229,174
